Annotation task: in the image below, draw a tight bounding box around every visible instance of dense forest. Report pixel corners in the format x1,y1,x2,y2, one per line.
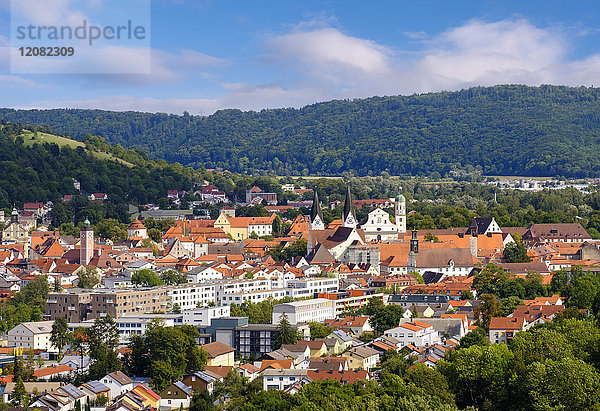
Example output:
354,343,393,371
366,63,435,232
3,85,600,177
0,122,197,208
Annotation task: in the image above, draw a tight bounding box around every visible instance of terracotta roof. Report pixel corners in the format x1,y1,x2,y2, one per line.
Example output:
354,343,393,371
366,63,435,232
34,365,73,378
489,317,525,330
204,365,233,379
307,369,368,384
259,359,294,372
200,341,235,358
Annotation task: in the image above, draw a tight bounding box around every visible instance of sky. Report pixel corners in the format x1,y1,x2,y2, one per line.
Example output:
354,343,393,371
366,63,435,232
1,0,600,115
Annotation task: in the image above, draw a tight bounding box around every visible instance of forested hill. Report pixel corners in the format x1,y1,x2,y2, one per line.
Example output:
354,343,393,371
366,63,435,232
3,85,600,177
0,122,197,208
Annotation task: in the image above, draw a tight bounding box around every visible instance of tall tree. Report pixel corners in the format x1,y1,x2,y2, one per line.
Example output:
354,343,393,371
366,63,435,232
50,316,71,359
11,376,28,407
274,314,298,349
474,293,502,331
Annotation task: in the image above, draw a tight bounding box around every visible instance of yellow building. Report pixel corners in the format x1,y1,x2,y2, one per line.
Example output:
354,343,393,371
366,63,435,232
132,384,161,408
7,321,57,353
201,341,235,367
2,208,30,258
214,212,276,240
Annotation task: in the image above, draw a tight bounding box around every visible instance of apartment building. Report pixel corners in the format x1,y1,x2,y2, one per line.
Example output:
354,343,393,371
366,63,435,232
285,278,339,299
89,289,169,319
181,305,231,326
46,288,169,321
167,284,217,310
46,290,93,322
272,298,336,325
220,289,288,306
7,321,57,352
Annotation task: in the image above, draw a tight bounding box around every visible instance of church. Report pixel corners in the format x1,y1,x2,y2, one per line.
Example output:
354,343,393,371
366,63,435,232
305,185,406,271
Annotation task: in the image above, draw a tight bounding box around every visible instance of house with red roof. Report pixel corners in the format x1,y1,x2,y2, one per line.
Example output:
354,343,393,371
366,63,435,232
488,317,525,344
383,320,441,348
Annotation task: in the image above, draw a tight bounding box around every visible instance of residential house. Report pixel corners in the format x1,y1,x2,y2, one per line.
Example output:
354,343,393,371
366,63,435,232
200,341,236,367
7,321,57,352
3,382,62,404
384,320,441,348
307,369,369,384
323,316,373,336
488,317,526,344
131,384,161,408
79,380,111,403
34,365,74,381
262,369,308,391
159,381,193,410
343,346,379,371
101,371,135,400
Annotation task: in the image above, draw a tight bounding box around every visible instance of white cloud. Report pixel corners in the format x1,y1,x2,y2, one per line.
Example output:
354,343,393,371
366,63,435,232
269,27,392,84
10,18,600,115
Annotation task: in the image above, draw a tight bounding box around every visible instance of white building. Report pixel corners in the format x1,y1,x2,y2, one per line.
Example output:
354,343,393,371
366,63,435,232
100,371,134,400
186,266,223,283
359,208,398,242
115,314,182,342
182,305,231,326
220,289,288,306
263,369,308,391
384,320,441,348
7,321,57,352
285,278,339,299
167,284,217,310
272,298,336,325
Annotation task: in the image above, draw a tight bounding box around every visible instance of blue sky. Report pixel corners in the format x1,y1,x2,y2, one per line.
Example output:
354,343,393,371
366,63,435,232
1,0,600,114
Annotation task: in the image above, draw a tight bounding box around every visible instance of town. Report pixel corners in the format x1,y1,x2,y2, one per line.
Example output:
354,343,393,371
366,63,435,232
0,178,597,411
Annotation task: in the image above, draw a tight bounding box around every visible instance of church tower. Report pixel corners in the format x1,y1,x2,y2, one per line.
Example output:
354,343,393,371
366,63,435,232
407,229,419,271
80,218,94,266
309,191,325,231
10,207,18,224
342,185,357,228
395,188,406,234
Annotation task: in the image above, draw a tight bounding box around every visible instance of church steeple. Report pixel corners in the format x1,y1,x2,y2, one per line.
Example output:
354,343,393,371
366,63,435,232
310,191,324,231
342,185,356,228
10,207,18,224
395,187,406,234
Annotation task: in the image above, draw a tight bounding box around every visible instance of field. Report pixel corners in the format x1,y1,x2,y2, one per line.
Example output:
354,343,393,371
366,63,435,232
20,130,134,167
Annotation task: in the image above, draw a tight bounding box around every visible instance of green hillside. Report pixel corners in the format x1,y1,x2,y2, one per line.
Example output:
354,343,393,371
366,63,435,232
0,121,197,208
3,85,600,177
20,130,134,167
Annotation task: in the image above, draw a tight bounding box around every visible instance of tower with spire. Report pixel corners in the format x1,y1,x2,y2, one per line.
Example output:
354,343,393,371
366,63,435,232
342,185,357,228
407,229,419,270
80,218,94,266
395,187,406,234
309,191,325,231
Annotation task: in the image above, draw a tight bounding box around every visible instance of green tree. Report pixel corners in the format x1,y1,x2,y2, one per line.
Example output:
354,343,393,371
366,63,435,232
474,293,502,331
78,268,100,288
87,316,121,379
406,363,455,404
458,327,489,349
132,269,164,287
522,357,600,410
50,316,71,359
499,296,523,316
274,314,299,349
160,269,188,285
368,304,404,334
308,322,333,340
11,376,28,407
50,201,74,227
503,240,531,263
438,344,514,410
